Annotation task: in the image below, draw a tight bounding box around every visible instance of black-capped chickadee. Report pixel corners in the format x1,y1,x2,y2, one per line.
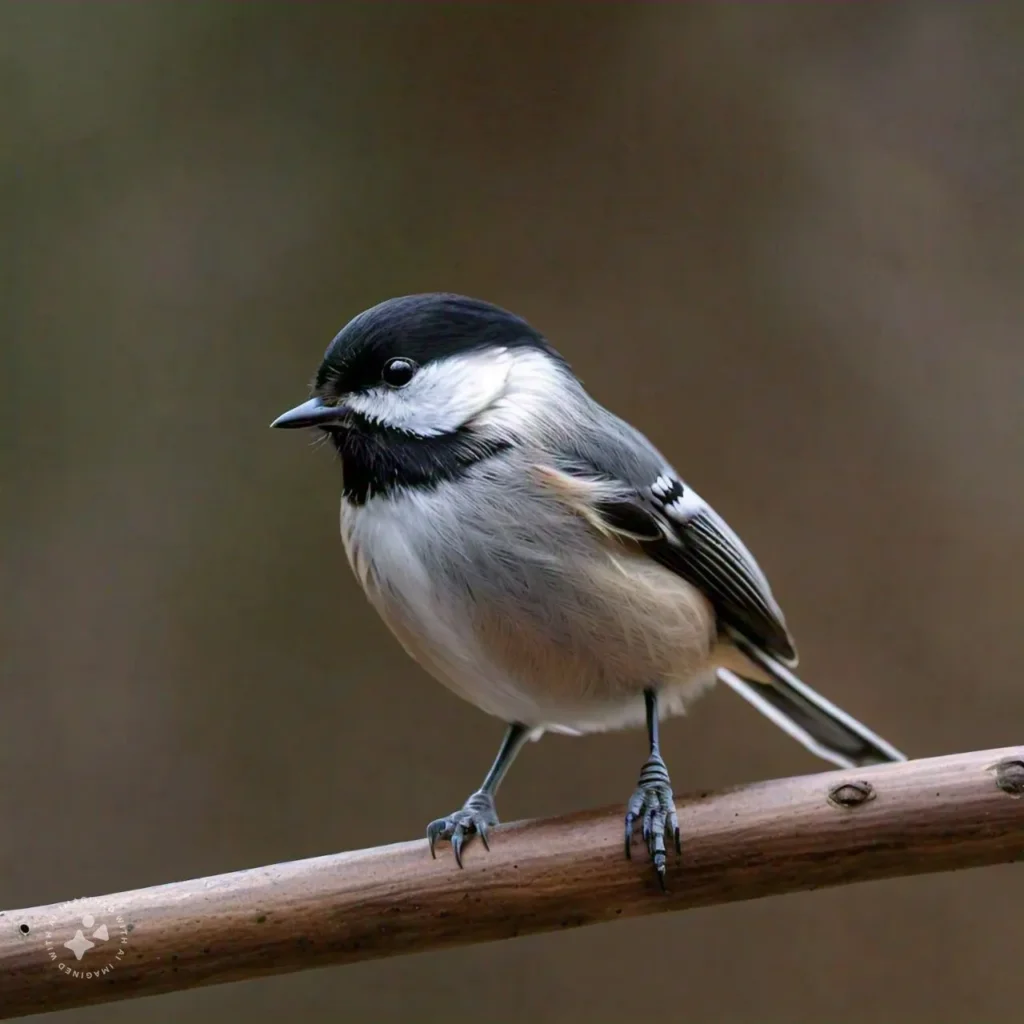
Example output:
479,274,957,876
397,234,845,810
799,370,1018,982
272,294,905,886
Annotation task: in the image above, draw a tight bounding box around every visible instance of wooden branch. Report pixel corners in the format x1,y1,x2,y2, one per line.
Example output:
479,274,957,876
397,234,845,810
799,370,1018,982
2,747,1022,1020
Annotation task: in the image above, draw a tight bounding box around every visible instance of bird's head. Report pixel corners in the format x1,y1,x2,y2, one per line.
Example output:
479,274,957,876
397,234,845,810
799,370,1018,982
272,293,572,445
272,294,578,502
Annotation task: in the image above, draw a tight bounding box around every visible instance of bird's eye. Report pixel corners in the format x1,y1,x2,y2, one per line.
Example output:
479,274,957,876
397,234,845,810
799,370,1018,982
381,357,418,389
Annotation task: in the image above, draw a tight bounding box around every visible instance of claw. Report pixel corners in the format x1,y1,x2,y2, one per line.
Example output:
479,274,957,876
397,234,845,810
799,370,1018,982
671,817,681,855
623,754,680,888
424,790,500,867
426,821,441,859
655,863,667,892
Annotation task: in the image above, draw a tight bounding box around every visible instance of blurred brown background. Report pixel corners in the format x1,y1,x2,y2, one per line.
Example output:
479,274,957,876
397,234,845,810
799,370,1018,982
2,3,1022,1022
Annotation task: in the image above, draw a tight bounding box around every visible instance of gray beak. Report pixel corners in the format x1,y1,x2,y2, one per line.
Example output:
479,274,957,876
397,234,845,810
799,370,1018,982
270,397,348,430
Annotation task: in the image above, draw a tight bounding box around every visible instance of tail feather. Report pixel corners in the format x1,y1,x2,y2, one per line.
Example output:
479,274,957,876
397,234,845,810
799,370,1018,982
719,633,907,769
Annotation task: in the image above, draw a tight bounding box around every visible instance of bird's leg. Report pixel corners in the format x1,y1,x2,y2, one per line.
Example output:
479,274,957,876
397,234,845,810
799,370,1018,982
624,689,681,889
427,722,530,867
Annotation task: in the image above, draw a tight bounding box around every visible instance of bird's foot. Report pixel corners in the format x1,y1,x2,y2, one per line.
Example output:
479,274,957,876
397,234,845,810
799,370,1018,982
426,790,499,867
624,751,681,889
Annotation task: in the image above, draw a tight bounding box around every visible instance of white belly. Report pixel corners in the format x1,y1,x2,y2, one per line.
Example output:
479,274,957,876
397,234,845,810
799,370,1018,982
339,482,722,734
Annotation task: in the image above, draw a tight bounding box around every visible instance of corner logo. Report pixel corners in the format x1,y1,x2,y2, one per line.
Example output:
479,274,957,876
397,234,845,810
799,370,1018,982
44,902,130,980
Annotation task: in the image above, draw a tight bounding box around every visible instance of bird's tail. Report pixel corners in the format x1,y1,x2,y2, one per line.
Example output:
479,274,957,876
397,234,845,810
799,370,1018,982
718,633,907,769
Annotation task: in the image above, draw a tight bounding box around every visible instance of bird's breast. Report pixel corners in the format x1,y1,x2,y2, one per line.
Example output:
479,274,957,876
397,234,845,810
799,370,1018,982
338,479,719,728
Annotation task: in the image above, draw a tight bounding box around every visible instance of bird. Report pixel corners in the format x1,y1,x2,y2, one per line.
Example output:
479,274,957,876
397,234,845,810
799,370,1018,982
271,293,906,887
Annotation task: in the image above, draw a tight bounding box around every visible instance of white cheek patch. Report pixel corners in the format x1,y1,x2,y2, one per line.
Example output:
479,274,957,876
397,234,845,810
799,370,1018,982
344,348,514,437
471,348,569,439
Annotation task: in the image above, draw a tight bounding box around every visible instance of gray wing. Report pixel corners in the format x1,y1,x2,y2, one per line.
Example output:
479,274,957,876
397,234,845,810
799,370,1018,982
545,410,907,767
555,412,797,665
